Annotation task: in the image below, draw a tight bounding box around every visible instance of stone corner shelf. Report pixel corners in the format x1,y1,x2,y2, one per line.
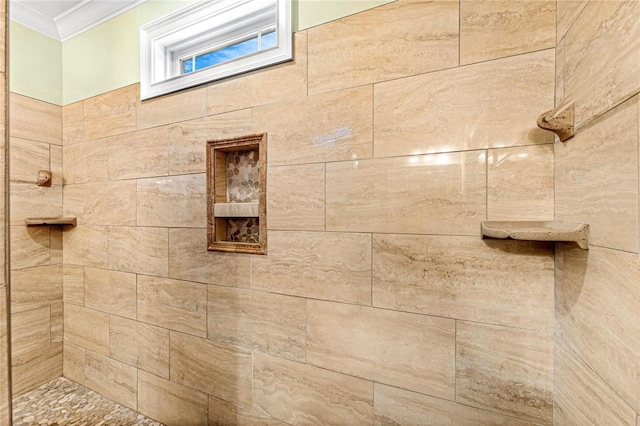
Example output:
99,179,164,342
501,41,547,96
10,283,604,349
25,217,77,227
481,221,589,249
213,202,259,218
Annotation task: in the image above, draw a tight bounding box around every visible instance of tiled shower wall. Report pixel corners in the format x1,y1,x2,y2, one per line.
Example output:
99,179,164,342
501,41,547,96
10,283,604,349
553,1,640,425
59,1,561,424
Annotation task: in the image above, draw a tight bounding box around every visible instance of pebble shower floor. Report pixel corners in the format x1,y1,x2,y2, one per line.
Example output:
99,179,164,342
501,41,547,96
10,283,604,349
12,377,164,425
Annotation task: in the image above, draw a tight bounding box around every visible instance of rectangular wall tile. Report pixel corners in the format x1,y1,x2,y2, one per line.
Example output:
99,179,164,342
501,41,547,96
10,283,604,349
557,1,587,41
460,0,555,65
252,231,371,305
10,225,50,270
84,85,137,140
85,351,137,410
267,163,325,231
50,227,63,265
62,139,109,184
554,342,636,426
138,84,206,130
11,306,50,356
307,300,455,400
170,331,252,408
11,265,62,313
307,0,458,95
252,86,372,166
50,303,62,343
110,315,170,379
254,353,373,425
138,370,208,426
168,109,252,175
137,173,206,227
64,181,136,226
487,145,554,221
556,245,640,413
207,286,306,361
108,127,169,180
168,228,251,287
374,49,554,158
11,343,62,397
456,322,554,424
62,100,84,145
64,304,109,355
374,383,536,426
10,93,61,144
50,145,63,186
10,183,62,226
9,137,49,184
108,226,168,276
207,31,308,115
373,234,554,330
208,396,284,426
62,225,108,268
137,275,206,337
556,98,639,252
63,342,86,384
84,267,136,319
326,152,486,235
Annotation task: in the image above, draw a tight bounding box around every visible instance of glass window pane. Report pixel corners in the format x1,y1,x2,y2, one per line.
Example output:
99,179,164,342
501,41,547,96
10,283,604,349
182,59,193,74
261,31,277,50
195,36,259,71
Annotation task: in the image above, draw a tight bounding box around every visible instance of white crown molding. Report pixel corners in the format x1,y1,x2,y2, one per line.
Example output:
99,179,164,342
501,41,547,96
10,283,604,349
10,0,147,41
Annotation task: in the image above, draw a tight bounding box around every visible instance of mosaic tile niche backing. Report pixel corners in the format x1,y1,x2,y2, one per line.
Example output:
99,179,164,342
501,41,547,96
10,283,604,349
226,150,259,202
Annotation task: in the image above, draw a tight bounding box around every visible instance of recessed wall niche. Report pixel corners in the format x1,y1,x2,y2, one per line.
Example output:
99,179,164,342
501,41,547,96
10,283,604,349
207,133,267,254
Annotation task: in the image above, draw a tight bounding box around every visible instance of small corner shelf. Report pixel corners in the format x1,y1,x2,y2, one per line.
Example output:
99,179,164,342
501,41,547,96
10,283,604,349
481,221,589,249
213,202,259,218
25,217,77,227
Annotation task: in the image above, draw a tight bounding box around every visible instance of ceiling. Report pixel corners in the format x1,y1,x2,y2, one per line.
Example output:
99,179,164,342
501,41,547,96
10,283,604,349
10,0,147,41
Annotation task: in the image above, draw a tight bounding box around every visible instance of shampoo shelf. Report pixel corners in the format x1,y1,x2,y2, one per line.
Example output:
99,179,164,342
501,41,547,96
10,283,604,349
25,217,77,227
481,221,589,249
213,203,259,218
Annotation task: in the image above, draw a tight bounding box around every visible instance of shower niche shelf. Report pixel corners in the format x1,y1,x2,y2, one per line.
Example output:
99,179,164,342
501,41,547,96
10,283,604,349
207,133,266,255
481,221,589,249
25,217,77,227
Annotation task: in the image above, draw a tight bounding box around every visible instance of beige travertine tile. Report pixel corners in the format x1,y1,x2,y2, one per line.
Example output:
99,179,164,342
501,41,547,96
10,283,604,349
207,286,306,361
62,139,109,184
50,302,63,343
108,127,169,180
110,315,169,379
326,152,486,235
487,145,554,221
11,343,63,397
11,306,51,356
373,235,554,329
62,265,84,306
84,267,136,319
138,370,208,426
554,342,636,426
456,322,553,424
252,86,373,166
10,93,62,145
62,225,108,268
557,1,587,42
556,37,565,106
209,396,285,426
168,109,252,175
556,98,638,253
253,352,374,425
374,49,554,158
138,84,206,130
10,225,50,270
307,300,455,400
460,0,555,65
267,163,325,231
9,137,49,184
137,173,206,228
170,331,252,408
64,304,109,355
62,101,84,145
168,228,251,287
207,31,308,115
50,144,63,186
50,228,64,266
63,342,86,384
374,383,537,426
11,265,62,313
64,181,136,226
10,183,62,226
307,0,458,95
84,85,137,140
556,245,640,412
252,231,371,304
137,275,206,337
85,351,137,410
108,226,168,276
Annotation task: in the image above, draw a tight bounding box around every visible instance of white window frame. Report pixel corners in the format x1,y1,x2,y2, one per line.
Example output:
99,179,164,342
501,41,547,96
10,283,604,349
140,0,292,100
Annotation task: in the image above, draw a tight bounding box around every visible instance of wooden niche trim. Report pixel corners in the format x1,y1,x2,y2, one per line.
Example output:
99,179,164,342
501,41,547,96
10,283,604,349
206,133,267,255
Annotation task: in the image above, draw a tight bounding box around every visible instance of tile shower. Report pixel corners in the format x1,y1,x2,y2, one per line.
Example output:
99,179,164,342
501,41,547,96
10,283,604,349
2,1,640,426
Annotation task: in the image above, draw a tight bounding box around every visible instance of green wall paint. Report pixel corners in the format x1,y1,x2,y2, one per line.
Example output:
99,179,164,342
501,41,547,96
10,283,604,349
10,22,62,105
11,0,395,105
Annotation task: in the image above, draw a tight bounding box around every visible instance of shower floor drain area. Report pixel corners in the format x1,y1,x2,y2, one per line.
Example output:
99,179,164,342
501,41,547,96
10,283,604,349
12,377,164,426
